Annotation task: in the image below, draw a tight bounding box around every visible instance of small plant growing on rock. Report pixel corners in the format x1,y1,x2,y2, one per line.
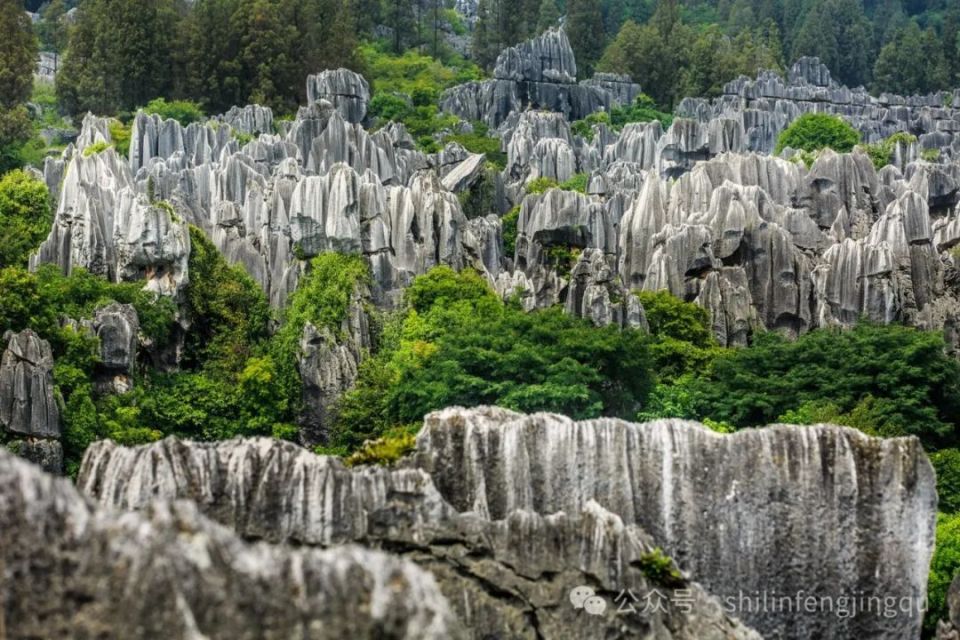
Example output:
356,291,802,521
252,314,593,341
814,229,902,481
344,428,417,467
636,547,685,588
82,141,112,157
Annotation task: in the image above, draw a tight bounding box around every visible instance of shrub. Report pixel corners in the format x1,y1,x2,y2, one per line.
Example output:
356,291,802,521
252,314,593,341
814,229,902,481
369,92,411,123
637,548,685,588
142,98,204,125
693,324,960,447
82,141,111,157
932,449,960,514
927,513,960,634
345,427,418,467
501,206,520,256
527,176,558,194
108,120,131,158
0,170,52,268
922,148,941,162
331,266,652,451
775,113,860,155
558,173,589,193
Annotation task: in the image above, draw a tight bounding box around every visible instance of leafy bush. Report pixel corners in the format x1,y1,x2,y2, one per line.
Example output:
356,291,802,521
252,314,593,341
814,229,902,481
444,121,506,169
501,206,520,257
570,94,673,140
637,548,685,588
526,176,558,194
858,132,917,170
142,98,205,125
369,92,411,122
932,449,960,515
775,113,860,155
108,120,132,158
927,513,960,634
0,170,52,268
693,324,960,447
82,141,112,157
344,426,418,467
183,227,272,379
332,266,652,450
922,148,941,162
558,173,589,193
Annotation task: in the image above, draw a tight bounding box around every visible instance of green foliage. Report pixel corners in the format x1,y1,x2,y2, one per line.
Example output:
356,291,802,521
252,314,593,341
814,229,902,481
108,121,132,158
693,324,960,446
858,132,918,170
501,206,520,257
637,290,713,346
332,266,652,450
142,98,205,126
566,0,605,75
445,121,506,169
922,148,942,162
0,3,38,173
927,513,960,634
344,426,418,466
270,252,370,416
636,290,720,383
572,94,674,141
932,449,960,515
232,131,255,146
775,114,861,155
558,173,589,193
526,177,558,195
0,170,52,269
183,227,272,379
637,548,685,588
82,142,112,157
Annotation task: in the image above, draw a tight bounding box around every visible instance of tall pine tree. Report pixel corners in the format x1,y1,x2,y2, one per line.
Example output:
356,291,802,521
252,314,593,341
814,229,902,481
0,0,39,172
566,0,605,76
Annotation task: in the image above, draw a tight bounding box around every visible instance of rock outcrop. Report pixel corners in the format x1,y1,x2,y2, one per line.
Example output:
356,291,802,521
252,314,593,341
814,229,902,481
0,449,460,640
91,302,139,394
440,28,640,128
79,430,759,640
306,68,371,124
78,406,935,639
0,330,60,440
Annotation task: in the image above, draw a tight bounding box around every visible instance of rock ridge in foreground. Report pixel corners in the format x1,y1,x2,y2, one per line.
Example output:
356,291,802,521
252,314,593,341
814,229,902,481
76,406,936,639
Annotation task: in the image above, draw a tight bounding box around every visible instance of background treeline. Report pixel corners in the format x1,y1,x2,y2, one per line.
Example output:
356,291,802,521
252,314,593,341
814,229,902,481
23,0,960,127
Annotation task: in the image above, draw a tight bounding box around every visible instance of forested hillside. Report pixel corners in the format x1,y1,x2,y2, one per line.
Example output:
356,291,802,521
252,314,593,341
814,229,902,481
3,0,960,637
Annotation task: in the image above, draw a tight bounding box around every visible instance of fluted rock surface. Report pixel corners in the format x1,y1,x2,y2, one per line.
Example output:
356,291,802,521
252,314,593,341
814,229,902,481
78,406,934,639
0,449,460,640
78,434,759,640
306,68,371,124
91,302,139,393
413,407,936,640
297,282,371,445
0,330,60,439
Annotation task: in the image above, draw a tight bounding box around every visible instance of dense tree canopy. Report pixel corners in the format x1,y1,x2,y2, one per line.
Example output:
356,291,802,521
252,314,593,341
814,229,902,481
0,0,39,172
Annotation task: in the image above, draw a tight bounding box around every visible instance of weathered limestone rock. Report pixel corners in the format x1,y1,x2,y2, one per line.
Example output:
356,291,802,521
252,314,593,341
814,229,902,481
91,303,139,394
0,449,461,640
493,27,577,83
0,330,60,439
937,575,960,639
306,68,371,124
564,248,647,329
297,283,371,446
413,407,936,640
79,435,760,640
2,438,63,474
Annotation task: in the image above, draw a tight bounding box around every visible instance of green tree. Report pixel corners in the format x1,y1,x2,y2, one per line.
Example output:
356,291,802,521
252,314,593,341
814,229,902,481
37,0,69,52
57,0,184,116
536,0,561,32
872,22,949,95
791,0,873,87
927,513,960,635
0,0,38,172
774,113,860,154
566,0,605,75
0,170,52,268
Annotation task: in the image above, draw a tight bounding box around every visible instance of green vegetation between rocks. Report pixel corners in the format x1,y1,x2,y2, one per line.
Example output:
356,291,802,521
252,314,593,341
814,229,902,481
775,113,861,155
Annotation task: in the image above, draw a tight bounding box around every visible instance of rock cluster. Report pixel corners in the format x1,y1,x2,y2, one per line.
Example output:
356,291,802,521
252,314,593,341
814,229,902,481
440,28,641,128
306,68,371,124
0,448,460,640
77,406,934,639
677,57,960,160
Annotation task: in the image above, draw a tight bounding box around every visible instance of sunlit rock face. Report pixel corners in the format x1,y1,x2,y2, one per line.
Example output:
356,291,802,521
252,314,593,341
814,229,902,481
413,407,936,640
0,449,460,640
78,406,934,640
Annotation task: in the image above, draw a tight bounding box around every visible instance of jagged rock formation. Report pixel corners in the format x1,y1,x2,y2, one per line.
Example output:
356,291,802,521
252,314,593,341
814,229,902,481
78,406,934,639
413,407,935,639
90,302,139,394
0,331,62,472
306,68,371,124
0,449,460,640
78,432,759,640
297,282,371,446
440,28,641,128
0,330,60,440
678,57,960,159
31,140,191,299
